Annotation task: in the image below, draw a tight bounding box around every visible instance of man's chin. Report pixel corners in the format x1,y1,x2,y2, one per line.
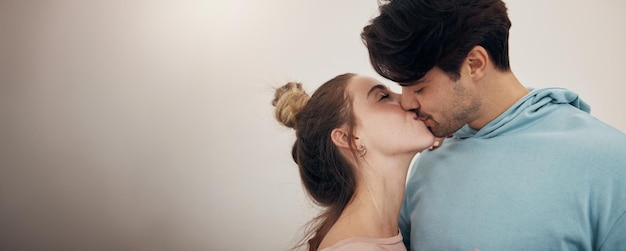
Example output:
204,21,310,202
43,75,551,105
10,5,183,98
430,128,449,138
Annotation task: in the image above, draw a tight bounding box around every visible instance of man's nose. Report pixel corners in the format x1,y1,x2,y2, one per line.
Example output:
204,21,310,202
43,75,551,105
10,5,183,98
400,92,420,111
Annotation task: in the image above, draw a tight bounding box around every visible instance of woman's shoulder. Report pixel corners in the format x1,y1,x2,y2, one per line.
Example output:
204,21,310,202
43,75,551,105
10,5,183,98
318,233,405,251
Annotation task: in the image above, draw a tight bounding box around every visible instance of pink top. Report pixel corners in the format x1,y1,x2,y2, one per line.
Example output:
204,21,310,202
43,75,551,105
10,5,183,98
318,232,406,251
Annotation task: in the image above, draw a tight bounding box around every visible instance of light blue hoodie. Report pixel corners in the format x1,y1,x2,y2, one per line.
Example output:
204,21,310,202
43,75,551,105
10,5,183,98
400,88,626,250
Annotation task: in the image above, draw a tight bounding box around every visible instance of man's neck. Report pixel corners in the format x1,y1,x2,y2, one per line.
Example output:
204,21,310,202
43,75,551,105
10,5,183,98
468,71,528,130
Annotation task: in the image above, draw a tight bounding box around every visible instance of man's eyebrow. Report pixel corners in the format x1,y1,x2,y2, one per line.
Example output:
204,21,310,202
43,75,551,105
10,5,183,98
415,78,428,85
402,78,427,87
367,84,387,98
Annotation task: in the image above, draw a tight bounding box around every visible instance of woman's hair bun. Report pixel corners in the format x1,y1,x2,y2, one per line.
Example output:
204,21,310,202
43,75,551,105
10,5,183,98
272,82,310,129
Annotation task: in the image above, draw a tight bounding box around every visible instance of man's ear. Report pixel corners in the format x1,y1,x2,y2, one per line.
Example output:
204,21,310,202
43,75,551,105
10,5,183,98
331,127,352,150
466,45,488,81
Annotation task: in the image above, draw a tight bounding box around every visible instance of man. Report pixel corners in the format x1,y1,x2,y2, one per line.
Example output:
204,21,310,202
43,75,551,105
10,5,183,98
361,0,626,250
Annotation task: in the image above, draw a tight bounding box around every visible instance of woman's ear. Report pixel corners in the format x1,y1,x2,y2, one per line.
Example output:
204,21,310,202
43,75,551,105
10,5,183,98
331,127,352,150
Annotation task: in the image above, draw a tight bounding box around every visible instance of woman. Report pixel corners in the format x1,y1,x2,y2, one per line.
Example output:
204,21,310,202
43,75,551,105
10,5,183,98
272,73,436,250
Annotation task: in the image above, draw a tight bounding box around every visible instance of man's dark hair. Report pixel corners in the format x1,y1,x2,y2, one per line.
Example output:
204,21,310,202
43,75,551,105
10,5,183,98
362,0,512,84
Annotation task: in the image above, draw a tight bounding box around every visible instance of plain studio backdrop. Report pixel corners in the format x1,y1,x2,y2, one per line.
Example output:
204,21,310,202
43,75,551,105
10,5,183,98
1,0,625,250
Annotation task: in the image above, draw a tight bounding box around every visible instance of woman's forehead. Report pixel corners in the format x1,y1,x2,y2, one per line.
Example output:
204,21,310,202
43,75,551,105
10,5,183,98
347,75,386,97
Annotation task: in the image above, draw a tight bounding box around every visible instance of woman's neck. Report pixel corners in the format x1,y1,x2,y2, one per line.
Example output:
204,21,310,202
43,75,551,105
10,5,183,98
343,179,406,236
320,154,412,247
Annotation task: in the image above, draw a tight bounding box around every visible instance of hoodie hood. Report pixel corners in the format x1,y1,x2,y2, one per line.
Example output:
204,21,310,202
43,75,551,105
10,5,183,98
454,87,591,139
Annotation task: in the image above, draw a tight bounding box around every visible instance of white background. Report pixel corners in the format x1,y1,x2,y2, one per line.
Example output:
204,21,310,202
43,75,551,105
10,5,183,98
1,1,625,250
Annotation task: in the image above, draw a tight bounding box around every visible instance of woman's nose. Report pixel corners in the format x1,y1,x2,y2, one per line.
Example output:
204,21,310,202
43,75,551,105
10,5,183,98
389,92,402,104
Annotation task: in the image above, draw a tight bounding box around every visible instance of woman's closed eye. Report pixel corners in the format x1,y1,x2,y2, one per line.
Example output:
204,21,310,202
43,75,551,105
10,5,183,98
378,92,389,101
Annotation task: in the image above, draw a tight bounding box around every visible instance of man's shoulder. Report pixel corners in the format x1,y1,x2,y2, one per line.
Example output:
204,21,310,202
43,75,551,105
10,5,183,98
532,104,625,138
